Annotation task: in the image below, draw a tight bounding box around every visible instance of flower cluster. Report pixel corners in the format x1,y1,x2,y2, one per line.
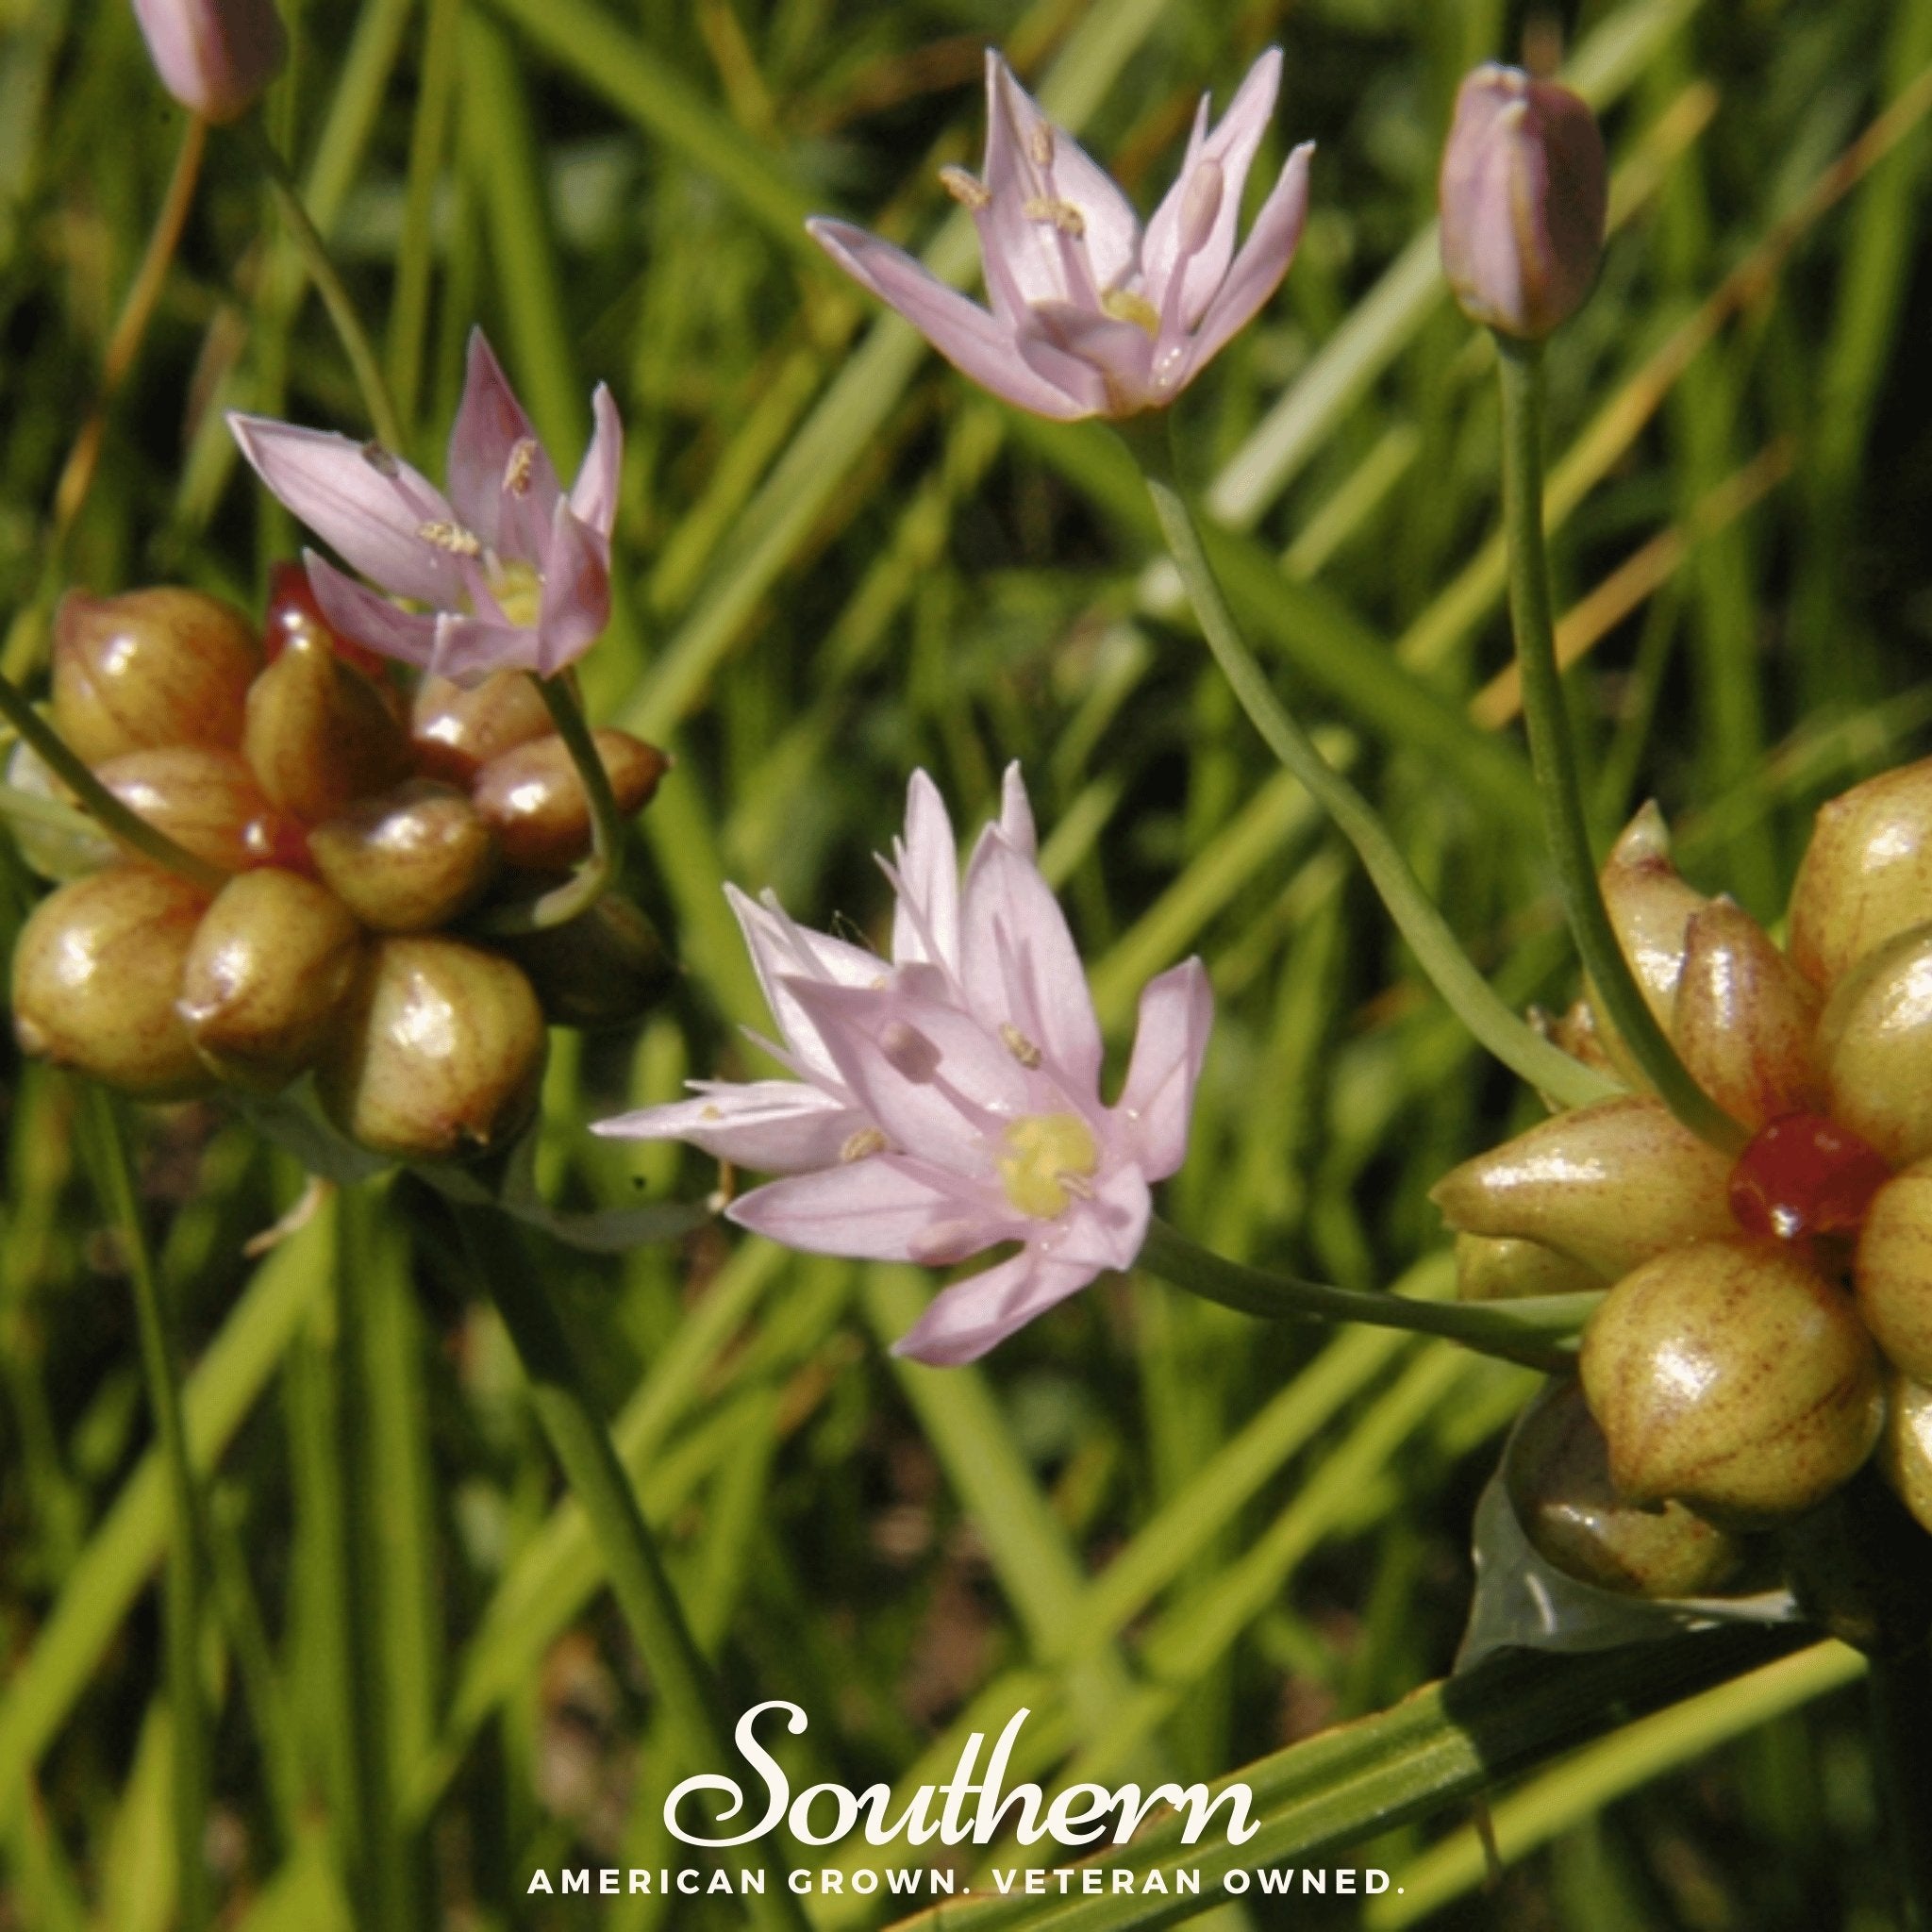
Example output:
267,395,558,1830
597,767,1211,1364
9,575,667,1161
808,51,1311,421
1436,767,1932,1592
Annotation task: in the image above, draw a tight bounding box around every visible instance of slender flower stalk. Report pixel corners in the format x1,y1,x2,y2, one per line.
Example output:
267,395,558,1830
1124,415,1616,1113
809,50,1312,421
80,1089,212,1932
0,672,230,891
1137,1219,1593,1374
1494,341,1744,1152
451,1203,811,1932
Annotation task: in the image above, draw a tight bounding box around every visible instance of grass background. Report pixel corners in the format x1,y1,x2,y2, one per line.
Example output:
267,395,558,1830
3,0,1932,1924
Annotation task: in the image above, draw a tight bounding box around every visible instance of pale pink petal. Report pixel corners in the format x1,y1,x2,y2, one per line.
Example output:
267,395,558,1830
132,0,286,123
980,54,1091,310
727,885,886,1086
533,500,611,675
973,231,1112,409
889,770,961,971
727,1158,987,1261
445,330,560,547
1146,51,1284,328
996,762,1037,860
1141,95,1212,291
229,414,467,606
960,832,1104,1090
1116,958,1213,1178
593,1080,864,1173
1046,1163,1152,1273
808,219,1090,421
301,554,437,668
891,1249,1098,1365
782,978,1022,1178
427,611,533,683
568,385,624,538
1174,143,1313,385
1019,302,1156,415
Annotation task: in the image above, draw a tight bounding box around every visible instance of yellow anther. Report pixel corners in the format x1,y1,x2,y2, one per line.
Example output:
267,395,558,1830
841,1127,889,1163
999,1023,1042,1069
1101,288,1161,337
1022,195,1086,239
939,166,991,211
418,520,482,557
505,438,538,495
1029,125,1055,168
997,1111,1099,1221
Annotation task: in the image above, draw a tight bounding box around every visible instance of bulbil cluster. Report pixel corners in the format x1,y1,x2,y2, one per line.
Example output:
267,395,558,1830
9,575,668,1160
1436,764,1932,1596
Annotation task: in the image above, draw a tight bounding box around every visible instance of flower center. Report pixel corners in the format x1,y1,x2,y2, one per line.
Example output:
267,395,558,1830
998,1111,1099,1220
489,558,543,628
1101,288,1161,337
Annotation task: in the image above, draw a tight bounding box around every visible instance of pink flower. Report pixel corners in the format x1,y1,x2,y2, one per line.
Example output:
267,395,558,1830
1438,65,1607,341
595,767,1213,1365
808,50,1312,421
131,0,287,124
228,329,622,684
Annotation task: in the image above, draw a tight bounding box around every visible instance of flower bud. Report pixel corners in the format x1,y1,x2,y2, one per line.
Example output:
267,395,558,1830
5,736,115,881
94,746,307,874
497,893,674,1029
1438,63,1607,341
317,937,545,1161
410,672,553,787
1580,1238,1882,1524
471,729,668,872
176,870,363,1091
1430,1096,1735,1277
1586,804,1707,1089
1672,900,1821,1130
131,0,287,122
1817,922,1932,1167
51,588,261,765
11,866,211,1097
1455,1231,1606,1303
1856,1162,1932,1382
242,633,413,824
1879,1374,1932,1539
1506,1380,1747,1598
308,780,498,932
1789,758,1932,988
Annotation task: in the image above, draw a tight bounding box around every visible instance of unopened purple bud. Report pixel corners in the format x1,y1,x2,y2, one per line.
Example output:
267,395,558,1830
131,0,288,123
1438,63,1607,341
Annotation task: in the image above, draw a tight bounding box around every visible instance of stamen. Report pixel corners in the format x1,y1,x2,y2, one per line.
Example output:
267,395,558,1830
841,1127,888,1163
1023,195,1086,239
1177,158,1224,258
1028,125,1055,168
879,1021,942,1084
418,520,483,556
1057,1172,1095,1201
360,441,400,477
939,166,991,211
504,438,538,495
1101,289,1161,337
1000,1023,1042,1069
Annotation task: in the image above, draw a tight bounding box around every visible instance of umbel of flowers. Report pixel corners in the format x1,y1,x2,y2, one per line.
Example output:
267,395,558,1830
1434,762,1932,1596
8,576,667,1160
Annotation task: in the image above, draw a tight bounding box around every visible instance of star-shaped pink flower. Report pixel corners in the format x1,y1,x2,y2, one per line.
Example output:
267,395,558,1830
808,50,1313,421
228,329,622,684
595,766,1213,1364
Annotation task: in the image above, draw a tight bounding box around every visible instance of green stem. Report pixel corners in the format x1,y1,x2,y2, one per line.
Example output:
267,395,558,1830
1127,420,1614,1114
1137,1218,1594,1374
475,673,625,934
332,1191,408,1932
1870,1646,1932,1932
0,675,229,891
81,1088,211,1932
1492,340,1745,1155
451,1203,812,1932
240,118,408,456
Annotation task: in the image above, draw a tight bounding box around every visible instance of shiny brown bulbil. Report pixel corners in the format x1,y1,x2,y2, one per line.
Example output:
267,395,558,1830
1438,765,1932,1575
8,577,672,1162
